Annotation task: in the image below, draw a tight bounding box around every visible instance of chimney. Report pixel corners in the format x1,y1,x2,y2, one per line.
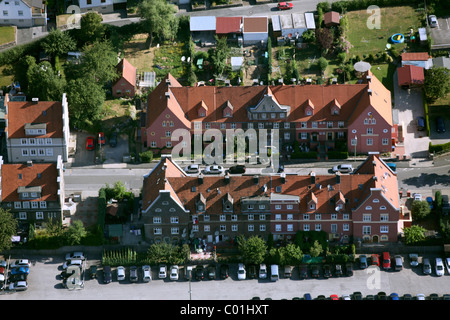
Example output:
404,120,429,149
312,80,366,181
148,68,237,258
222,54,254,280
27,160,33,167
280,172,286,184
165,92,170,99
165,78,171,86
224,173,230,184
198,173,204,185
367,89,372,96
310,172,316,184
32,97,39,104
336,173,341,184
366,75,372,82
253,175,259,185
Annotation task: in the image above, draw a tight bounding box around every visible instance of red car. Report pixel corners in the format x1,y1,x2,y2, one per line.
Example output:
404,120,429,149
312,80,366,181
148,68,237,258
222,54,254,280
98,132,106,146
86,136,95,150
277,2,293,10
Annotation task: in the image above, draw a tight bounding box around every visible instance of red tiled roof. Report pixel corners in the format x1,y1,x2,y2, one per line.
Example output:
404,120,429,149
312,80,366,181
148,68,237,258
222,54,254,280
324,11,340,25
114,58,136,87
1,163,58,202
397,65,424,86
216,17,242,34
401,52,430,61
7,100,63,139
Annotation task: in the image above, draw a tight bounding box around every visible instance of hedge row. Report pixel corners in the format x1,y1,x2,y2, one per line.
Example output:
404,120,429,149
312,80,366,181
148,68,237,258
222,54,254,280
330,0,421,13
429,141,450,154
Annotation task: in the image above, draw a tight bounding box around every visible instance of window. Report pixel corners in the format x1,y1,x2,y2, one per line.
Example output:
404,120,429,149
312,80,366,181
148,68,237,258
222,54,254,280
19,212,27,220
23,202,30,209
258,123,264,129
205,123,210,129
382,138,389,145
351,139,357,146
301,122,307,128
303,214,309,220
248,214,254,221
153,217,162,224
380,206,386,210
3,11,8,16
170,216,179,224
248,224,254,232
315,213,321,220
309,203,316,210
231,225,238,232
275,224,282,232
154,228,162,235
220,225,226,232
343,214,349,220
303,224,310,231
331,224,337,233
366,138,373,146
287,224,294,232
14,202,21,209
327,121,333,128
380,226,389,233
165,131,171,137
380,214,389,221
220,215,226,222
18,10,23,16
166,141,172,148
192,225,199,232
275,214,281,220
311,122,317,128
284,133,290,140
204,225,210,232
39,201,46,208
45,138,52,145
275,205,281,210
365,206,372,210
301,132,307,140
259,214,265,221
367,128,373,135
46,148,53,156
287,214,293,220
343,224,349,231
287,205,293,210
363,226,371,235
21,149,28,156
203,215,210,221
171,228,179,235
363,214,371,222
151,141,157,148
284,122,290,129
315,224,321,231
259,204,265,210
231,215,238,221
36,212,44,220
30,149,37,156
273,123,279,129
331,213,337,220
338,121,344,128
260,225,266,232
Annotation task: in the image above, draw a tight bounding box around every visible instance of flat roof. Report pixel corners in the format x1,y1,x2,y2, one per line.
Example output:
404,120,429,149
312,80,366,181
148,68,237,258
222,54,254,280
243,16,268,33
216,16,242,34
190,16,216,32
304,12,316,29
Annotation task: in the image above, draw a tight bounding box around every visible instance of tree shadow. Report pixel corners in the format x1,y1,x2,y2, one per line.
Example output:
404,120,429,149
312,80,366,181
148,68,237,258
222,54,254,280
402,172,450,188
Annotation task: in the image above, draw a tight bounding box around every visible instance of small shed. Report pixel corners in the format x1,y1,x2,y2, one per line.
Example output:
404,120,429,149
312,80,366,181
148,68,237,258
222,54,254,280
216,17,242,37
243,16,268,45
397,64,424,88
190,16,217,44
274,13,307,38
418,27,427,43
324,11,340,27
304,12,316,30
401,52,433,70
231,56,244,71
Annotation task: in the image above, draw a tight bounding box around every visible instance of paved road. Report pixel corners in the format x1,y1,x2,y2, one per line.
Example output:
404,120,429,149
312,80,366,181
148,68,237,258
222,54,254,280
1,254,450,300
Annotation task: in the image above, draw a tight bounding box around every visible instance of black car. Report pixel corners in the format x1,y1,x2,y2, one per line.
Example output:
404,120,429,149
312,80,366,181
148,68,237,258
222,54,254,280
103,266,112,284
220,264,229,279
377,292,387,300
334,264,343,277
195,265,205,280
299,265,308,280
248,264,257,279
207,265,216,280
129,266,138,282
310,264,320,278
436,117,446,133
323,264,332,278
227,165,246,174
89,265,97,279
109,132,118,147
345,263,353,277
352,292,363,300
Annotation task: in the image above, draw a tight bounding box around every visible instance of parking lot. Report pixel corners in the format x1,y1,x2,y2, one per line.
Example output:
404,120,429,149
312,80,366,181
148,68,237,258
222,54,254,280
429,16,450,50
2,253,450,300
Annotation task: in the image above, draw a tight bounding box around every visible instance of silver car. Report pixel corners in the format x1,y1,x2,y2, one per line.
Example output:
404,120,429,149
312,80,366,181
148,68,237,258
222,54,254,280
422,258,432,275
429,15,438,28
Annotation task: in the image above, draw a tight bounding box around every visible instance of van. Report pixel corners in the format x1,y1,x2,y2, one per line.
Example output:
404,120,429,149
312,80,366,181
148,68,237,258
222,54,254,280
394,255,403,271
416,116,425,131
382,252,391,270
284,265,292,278
270,264,279,282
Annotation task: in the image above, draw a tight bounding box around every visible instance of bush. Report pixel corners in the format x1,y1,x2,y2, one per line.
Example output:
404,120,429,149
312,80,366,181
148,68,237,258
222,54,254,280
139,149,154,162
327,151,349,159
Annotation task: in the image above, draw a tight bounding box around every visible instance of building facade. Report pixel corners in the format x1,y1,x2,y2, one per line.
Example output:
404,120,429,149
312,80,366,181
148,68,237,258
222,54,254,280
5,93,70,163
0,155,65,227
141,153,402,245
0,0,47,28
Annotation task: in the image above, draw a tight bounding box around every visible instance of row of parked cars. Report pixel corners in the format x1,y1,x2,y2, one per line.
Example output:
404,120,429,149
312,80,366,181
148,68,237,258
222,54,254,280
253,292,450,300
0,259,31,292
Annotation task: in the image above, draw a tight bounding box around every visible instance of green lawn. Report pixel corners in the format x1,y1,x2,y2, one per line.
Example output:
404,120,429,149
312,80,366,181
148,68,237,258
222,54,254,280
370,63,396,92
346,6,424,58
0,26,15,45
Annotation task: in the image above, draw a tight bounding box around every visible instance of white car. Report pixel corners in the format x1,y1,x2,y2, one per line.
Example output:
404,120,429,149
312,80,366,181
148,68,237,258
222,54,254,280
409,253,419,267
184,164,200,174
429,15,438,28
8,280,27,291
237,263,246,280
259,264,267,279
170,265,179,281
142,265,151,282
435,258,444,276
62,259,83,270
117,266,125,281
204,165,224,175
10,259,31,268
413,193,422,201
332,164,353,173
445,257,450,274
159,265,167,279
65,252,85,261
416,293,425,300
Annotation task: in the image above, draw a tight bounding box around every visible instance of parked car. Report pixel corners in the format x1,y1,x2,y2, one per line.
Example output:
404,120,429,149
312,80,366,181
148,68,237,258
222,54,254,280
352,292,363,300
423,258,432,275
277,1,293,10
359,255,368,269
409,253,419,267
184,164,200,174
170,265,179,281
185,265,193,280
159,265,167,279
207,265,216,280
394,255,403,271
413,193,422,201
89,265,97,279
117,266,125,281
416,116,425,131
330,294,339,300
237,263,246,280
86,136,95,150
332,164,353,173
10,259,31,268
248,264,257,279
284,265,292,278
220,264,229,279
342,294,351,300
195,265,205,280
299,264,308,279
103,266,112,284
345,263,353,277
386,162,397,172
334,264,343,277
204,165,224,174
390,293,400,300
416,293,425,300
426,197,434,209
259,264,267,279
377,291,387,300
371,254,380,266
382,252,391,270
403,294,413,300
11,267,29,275
8,280,27,291
304,293,312,300
429,293,440,300
129,266,138,282
310,264,320,278
142,265,151,282
109,132,118,147
227,165,246,174
62,259,83,270
445,257,450,274
65,252,85,261
436,116,446,133
323,264,332,278
98,132,106,146
435,258,444,276
429,14,438,27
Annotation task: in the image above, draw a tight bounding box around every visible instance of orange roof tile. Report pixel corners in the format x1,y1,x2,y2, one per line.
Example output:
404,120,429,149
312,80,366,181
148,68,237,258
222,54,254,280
401,52,430,61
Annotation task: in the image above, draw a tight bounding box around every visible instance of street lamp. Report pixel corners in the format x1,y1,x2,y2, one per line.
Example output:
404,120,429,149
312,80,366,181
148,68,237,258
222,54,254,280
354,135,357,161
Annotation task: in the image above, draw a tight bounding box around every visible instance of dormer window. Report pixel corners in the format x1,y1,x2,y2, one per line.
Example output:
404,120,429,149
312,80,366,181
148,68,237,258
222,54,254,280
331,99,341,115
223,100,233,118
25,123,47,136
197,100,208,118
305,99,314,116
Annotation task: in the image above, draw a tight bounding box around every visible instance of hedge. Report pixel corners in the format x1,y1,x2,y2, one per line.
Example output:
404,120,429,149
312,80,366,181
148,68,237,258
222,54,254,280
429,141,450,154
330,0,421,13
327,151,349,159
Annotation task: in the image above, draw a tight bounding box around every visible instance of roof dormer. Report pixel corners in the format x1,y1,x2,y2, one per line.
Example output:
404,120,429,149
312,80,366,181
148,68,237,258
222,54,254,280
330,99,341,115
305,99,314,116
223,192,234,212
307,191,317,210
223,100,233,118
197,100,208,118
196,192,206,213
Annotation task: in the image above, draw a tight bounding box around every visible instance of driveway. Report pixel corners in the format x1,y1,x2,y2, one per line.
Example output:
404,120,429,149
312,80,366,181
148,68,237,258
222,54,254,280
392,69,430,158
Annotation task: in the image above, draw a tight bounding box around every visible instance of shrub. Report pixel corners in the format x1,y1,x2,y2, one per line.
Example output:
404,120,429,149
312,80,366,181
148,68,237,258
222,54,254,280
139,149,154,162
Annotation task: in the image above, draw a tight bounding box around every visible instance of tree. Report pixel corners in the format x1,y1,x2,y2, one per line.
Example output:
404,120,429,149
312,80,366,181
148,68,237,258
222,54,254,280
301,29,316,43
318,57,328,74
309,240,324,257
0,208,18,252
78,41,118,87
138,0,178,48
315,28,334,52
424,66,450,103
41,28,76,61
79,12,105,44
281,244,303,265
26,60,66,101
210,35,230,76
411,200,431,220
237,236,267,265
65,220,87,245
403,225,426,244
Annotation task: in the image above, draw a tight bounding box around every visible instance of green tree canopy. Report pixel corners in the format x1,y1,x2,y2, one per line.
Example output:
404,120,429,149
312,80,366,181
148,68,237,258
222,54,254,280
403,225,426,245
65,220,87,245
0,208,18,252
26,60,66,101
411,200,431,220
41,28,76,59
424,66,450,103
79,12,105,44
78,40,118,86
237,235,267,265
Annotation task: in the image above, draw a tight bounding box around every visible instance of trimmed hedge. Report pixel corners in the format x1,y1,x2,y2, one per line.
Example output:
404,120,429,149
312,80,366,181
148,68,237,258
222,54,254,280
429,141,450,154
327,151,349,159
330,0,421,13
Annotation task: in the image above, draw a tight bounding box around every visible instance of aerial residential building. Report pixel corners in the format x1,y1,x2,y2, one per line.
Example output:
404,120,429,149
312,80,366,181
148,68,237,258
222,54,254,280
78,0,114,14
0,155,65,226
143,71,394,156
112,58,137,98
5,93,70,163
0,0,47,27
141,153,402,244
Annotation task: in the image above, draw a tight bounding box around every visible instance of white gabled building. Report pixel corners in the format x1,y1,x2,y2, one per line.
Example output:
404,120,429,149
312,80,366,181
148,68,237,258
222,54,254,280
0,0,47,27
